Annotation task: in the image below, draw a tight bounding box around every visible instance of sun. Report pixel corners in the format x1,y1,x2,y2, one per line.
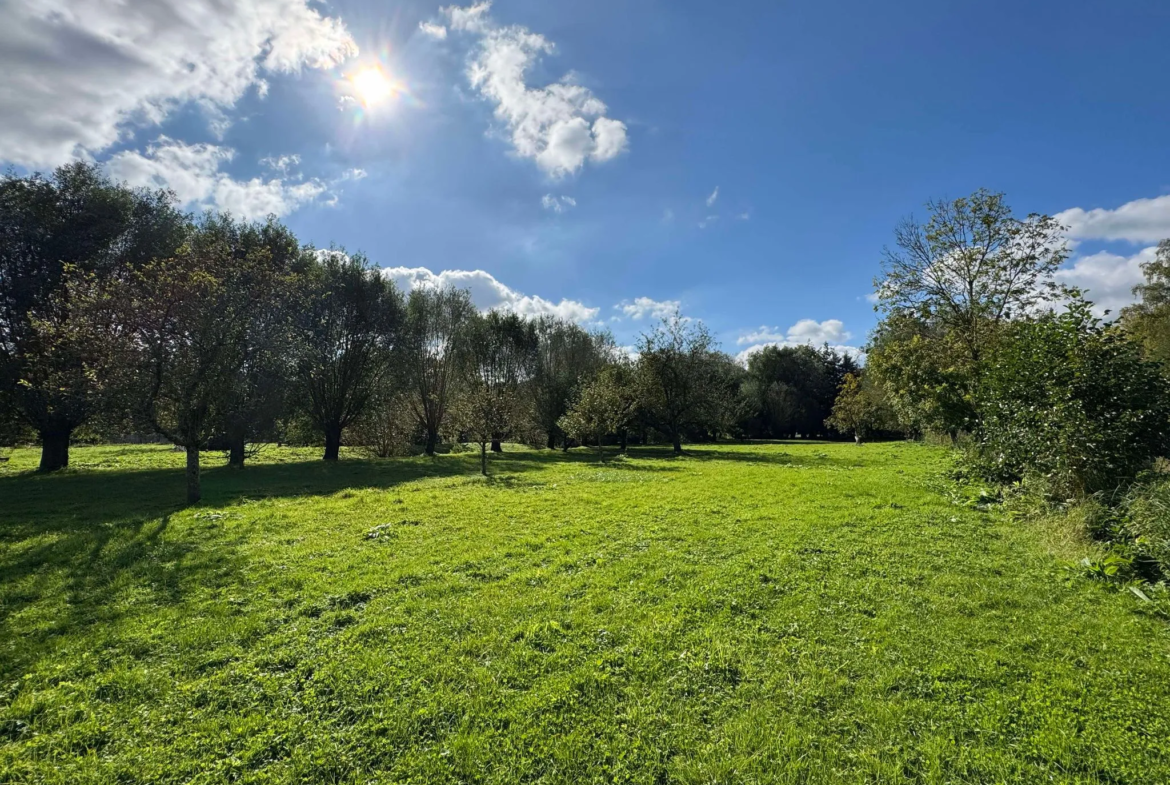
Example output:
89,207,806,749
350,65,395,107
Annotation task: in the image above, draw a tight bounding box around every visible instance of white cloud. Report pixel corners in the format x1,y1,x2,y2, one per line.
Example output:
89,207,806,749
1055,246,1158,317
383,266,599,323
614,297,681,321
418,21,448,40
698,215,718,229
541,194,577,213
706,186,719,207
737,212,751,221
0,0,357,168
1056,195,1170,245
106,137,326,220
261,154,301,174
734,319,859,363
439,2,629,178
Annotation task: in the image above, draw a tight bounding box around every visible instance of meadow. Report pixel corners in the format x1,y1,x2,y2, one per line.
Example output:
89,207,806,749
1,442,1168,784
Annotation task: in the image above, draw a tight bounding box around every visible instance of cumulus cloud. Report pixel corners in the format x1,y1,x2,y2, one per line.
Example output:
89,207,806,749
706,186,719,207
418,21,448,40
106,137,327,220
1055,246,1158,317
1056,195,1170,245
541,194,577,213
735,319,859,363
0,0,357,168
438,2,629,178
383,266,599,323
614,297,681,321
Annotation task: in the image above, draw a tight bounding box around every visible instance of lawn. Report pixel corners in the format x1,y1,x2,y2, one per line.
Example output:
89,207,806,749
1,442,1168,784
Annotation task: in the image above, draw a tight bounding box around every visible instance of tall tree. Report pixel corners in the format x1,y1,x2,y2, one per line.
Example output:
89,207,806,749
0,163,185,471
636,313,718,453
402,287,476,456
875,189,1069,367
459,311,538,474
292,250,402,461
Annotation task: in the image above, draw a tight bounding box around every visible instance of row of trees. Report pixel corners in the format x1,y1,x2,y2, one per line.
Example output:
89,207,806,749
1,164,873,501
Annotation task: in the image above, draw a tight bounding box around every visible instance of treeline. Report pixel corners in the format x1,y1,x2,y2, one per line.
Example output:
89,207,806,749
1,164,868,501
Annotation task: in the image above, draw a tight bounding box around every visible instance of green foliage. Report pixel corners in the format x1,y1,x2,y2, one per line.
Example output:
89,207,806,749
3,442,1170,782
530,317,614,449
635,313,720,451
971,298,1170,497
826,372,900,443
1121,239,1170,369
558,365,637,459
742,344,856,439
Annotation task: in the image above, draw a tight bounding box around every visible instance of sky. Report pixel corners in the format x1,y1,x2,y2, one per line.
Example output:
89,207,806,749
3,0,1170,359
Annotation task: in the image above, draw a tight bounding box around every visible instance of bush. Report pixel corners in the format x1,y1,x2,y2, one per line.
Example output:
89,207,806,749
350,395,417,458
1121,474,1170,578
971,299,1170,497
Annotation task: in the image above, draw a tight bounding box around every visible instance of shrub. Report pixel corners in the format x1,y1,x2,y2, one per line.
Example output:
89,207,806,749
971,299,1170,498
1121,475,1170,578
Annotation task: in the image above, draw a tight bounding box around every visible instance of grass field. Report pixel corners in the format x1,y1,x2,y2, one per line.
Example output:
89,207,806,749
1,442,1169,784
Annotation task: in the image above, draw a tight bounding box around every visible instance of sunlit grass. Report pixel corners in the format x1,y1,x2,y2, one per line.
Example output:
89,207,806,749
1,442,1168,783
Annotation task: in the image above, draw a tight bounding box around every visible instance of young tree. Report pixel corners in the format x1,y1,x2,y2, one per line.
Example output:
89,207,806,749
292,250,402,461
458,311,537,474
559,365,637,461
826,372,898,444
402,287,476,456
0,163,185,471
1121,239,1170,369
636,313,719,453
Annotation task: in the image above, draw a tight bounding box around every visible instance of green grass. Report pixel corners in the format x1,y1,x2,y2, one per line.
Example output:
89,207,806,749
1,442,1168,784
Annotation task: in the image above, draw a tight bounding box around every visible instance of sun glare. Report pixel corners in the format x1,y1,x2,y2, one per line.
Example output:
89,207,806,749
351,65,395,107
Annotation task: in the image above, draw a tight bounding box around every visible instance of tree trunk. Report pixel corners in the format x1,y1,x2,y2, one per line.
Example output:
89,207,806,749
186,446,201,504
672,432,682,453
425,428,438,456
854,433,863,445
619,431,627,453
596,430,605,462
546,431,556,450
491,438,502,453
38,428,71,473
480,442,487,476
229,437,246,469
323,426,342,461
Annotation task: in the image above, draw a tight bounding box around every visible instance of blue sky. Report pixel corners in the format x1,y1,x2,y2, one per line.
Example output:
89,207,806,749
4,0,1170,357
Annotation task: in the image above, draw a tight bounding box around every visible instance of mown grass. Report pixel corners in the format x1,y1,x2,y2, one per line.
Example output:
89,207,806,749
1,442,1168,784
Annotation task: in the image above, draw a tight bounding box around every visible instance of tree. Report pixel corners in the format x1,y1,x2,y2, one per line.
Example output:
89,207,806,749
199,215,310,468
875,189,1069,368
458,310,537,474
559,365,638,461
636,313,719,453
742,345,851,439
530,317,613,449
292,250,402,461
0,163,185,471
83,233,282,502
402,287,476,456
1121,239,1170,369
826,372,898,444
973,297,1170,497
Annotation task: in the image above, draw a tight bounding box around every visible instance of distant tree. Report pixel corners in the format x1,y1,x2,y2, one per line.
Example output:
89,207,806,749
559,365,638,461
458,310,537,474
826,372,898,444
0,163,185,471
1121,239,1170,369
291,250,402,461
875,189,1069,368
530,317,613,449
743,345,850,438
402,287,477,456
636,313,719,453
